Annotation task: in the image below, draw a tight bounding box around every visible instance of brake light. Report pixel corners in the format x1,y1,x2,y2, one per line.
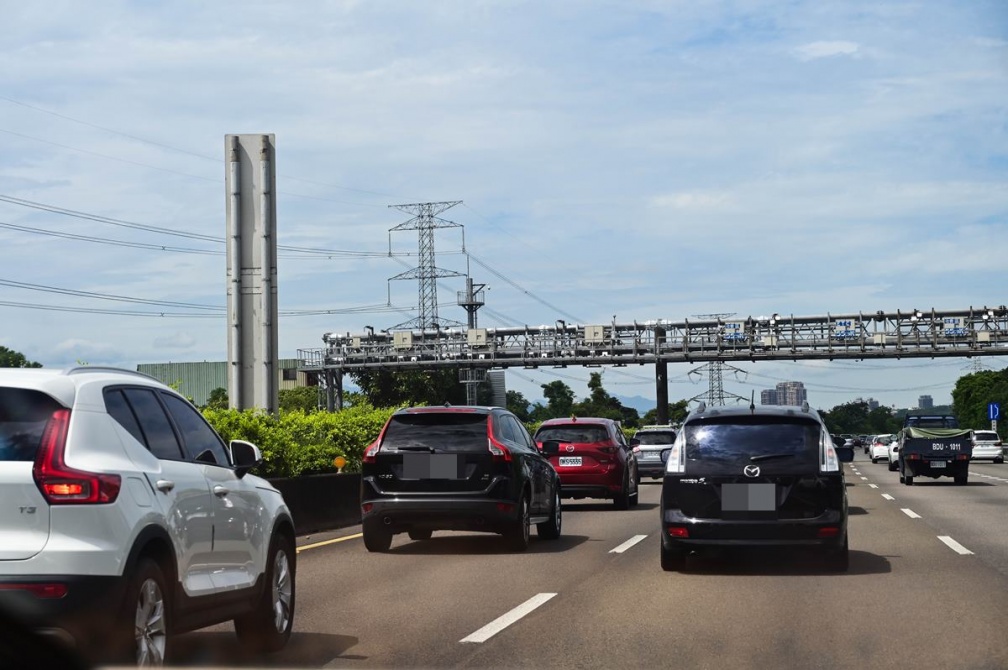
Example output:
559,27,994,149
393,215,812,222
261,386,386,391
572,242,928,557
0,583,68,599
817,527,841,538
32,410,120,505
362,441,381,464
955,454,970,461
667,526,689,538
488,437,512,462
906,453,922,461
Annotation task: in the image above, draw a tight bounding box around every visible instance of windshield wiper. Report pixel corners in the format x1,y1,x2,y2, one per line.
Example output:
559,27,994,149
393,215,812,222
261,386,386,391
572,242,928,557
749,453,796,463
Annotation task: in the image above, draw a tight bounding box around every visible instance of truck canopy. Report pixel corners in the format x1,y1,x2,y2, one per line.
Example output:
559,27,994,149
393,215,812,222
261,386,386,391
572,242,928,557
902,427,971,440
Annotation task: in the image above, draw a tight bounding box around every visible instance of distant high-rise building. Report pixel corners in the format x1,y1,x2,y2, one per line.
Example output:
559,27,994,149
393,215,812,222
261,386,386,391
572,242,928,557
918,395,934,410
867,398,880,411
776,381,807,406
761,389,778,405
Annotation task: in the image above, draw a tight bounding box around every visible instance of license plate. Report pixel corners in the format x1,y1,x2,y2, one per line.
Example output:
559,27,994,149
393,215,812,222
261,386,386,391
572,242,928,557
638,452,659,460
930,461,946,469
403,453,462,479
722,483,776,512
558,456,582,467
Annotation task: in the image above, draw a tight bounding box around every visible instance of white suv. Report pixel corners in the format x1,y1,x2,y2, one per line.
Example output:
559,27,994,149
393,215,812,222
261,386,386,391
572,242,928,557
0,367,296,666
970,429,1004,463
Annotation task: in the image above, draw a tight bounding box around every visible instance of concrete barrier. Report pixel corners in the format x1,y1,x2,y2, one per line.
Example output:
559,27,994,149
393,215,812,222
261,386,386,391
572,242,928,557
268,473,361,535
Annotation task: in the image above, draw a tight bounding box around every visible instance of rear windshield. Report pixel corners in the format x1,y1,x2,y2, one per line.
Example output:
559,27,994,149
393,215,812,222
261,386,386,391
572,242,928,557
635,431,676,445
535,425,609,443
974,431,1000,442
381,413,488,452
684,416,821,468
0,388,63,462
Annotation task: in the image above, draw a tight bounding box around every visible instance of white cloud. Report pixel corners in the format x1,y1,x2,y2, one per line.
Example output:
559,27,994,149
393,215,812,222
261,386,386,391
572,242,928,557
651,191,735,210
793,40,861,61
152,332,198,350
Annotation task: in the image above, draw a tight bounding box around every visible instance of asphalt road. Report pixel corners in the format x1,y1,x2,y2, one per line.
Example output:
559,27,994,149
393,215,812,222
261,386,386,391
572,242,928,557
171,454,1008,669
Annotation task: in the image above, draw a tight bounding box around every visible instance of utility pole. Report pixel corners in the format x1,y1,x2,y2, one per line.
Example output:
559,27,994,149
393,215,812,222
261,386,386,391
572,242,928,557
387,201,465,331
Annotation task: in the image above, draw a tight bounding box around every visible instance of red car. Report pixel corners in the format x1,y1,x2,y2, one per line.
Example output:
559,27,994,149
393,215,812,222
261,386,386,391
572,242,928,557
534,417,639,509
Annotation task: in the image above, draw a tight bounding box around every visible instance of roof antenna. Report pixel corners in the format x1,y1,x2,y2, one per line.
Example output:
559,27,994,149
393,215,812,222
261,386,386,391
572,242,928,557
750,390,756,414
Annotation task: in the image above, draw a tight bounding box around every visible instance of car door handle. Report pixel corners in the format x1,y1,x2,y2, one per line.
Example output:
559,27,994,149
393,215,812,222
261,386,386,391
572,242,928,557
213,485,230,497
155,480,175,493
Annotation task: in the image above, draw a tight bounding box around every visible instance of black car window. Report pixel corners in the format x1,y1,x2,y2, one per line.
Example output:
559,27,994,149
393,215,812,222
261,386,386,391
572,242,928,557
382,412,489,453
161,393,230,466
535,425,609,443
104,389,147,447
504,415,532,452
511,417,537,451
684,416,821,468
0,388,62,462
122,388,184,461
636,431,676,445
494,413,517,444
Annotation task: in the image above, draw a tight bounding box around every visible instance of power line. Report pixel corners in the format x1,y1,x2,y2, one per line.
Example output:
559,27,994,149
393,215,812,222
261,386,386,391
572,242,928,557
467,253,584,324
0,277,223,311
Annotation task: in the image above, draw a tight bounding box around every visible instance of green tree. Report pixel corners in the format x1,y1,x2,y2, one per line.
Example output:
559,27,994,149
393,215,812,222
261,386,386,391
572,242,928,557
348,369,468,407
530,380,575,421
642,400,690,426
820,401,900,435
279,386,321,413
205,387,229,410
0,346,41,368
506,390,532,422
572,372,640,427
952,367,1008,430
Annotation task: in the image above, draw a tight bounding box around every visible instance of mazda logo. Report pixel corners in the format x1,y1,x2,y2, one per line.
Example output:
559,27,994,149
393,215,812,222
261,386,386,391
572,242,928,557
743,465,760,478
565,445,575,453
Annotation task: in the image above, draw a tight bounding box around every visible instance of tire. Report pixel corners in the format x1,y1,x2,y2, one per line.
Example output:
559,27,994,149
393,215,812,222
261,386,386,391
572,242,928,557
408,529,433,541
613,472,630,510
660,541,687,572
904,475,914,486
871,457,877,464
995,457,1004,464
123,558,170,666
363,523,393,552
505,494,531,552
954,475,968,486
824,534,850,573
235,534,296,653
888,460,897,472
629,472,640,508
536,489,562,540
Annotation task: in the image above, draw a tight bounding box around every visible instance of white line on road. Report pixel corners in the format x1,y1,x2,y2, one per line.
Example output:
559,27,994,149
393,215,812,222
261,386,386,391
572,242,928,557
869,484,878,489
882,494,895,501
860,476,868,480
610,534,648,554
461,593,557,643
938,536,974,555
901,508,922,519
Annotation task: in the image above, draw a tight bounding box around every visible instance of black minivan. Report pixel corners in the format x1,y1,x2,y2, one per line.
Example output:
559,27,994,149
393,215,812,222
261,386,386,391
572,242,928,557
360,406,562,552
659,402,854,572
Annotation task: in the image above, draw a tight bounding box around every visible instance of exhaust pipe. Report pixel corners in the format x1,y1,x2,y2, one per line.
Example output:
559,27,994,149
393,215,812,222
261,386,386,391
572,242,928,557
383,517,392,525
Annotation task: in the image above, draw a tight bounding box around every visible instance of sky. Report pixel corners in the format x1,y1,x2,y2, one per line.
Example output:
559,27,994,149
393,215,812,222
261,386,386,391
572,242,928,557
1,0,1006,412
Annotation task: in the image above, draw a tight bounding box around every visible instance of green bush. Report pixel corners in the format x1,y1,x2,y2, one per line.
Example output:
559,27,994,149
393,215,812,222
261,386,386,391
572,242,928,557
202,404,396,478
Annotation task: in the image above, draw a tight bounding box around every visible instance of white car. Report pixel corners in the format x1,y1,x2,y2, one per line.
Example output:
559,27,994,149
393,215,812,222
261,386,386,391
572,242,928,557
887,438,900,471
970,430,1004,463
0,367,296,666
870,434,896,463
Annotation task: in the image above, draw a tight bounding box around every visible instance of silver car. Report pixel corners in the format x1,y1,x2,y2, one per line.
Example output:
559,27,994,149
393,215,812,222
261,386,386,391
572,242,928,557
630,426,677,479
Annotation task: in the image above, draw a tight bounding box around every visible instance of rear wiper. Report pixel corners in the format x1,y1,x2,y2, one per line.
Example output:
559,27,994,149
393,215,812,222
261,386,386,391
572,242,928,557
749,453,796,463
396,445,436,452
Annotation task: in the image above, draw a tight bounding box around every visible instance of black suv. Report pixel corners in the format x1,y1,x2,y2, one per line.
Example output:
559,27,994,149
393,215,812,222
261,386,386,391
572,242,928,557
659,402,854,572
360,406,562,552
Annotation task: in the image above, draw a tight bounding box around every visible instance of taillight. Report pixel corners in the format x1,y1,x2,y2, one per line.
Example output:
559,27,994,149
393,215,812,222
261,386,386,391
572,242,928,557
0,583,68,599
599,446,616,454
32,409,120,505
632,446,641,454
955,454,970,461
488,437,512,462
362,441,381,464
817,527,841,538
906,453,921,461
667,526,689,538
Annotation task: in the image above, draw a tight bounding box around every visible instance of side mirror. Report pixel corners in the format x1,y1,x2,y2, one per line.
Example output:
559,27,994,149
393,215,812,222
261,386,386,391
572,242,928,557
230,440,263,478
660,448,672,464
629,438,641,447
831,435,844,448
835,446,854,463
541,440,560,456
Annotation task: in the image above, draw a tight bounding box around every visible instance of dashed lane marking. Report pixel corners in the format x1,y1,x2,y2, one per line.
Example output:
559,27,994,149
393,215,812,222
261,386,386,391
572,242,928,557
901,508,922,519
869,484,878,489
461,593,557,643
882,494,895,501
610,535,648,554
860,477,868,480
938,536,974,555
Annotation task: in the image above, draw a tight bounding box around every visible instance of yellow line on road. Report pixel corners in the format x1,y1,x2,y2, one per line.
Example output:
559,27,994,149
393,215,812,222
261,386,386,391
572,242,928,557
297,533,363,553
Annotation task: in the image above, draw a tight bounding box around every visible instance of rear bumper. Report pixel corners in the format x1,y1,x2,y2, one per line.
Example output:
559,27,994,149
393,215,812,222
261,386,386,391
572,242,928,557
361,497,519,534
660,507,846,549
970,447,1003,460
636,459,666,478
0,574,127,650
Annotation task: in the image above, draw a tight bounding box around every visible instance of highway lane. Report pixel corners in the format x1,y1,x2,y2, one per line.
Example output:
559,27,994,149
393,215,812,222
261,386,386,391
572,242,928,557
171,466,1008,669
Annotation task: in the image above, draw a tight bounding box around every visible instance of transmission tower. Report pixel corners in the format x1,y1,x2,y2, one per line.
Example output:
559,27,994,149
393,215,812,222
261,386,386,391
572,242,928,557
387,201,465,330
688,312,749,406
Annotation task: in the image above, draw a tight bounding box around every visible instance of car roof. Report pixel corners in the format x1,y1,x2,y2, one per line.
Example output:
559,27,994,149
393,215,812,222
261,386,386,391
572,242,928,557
0,366,167,408
685,403,823,423
394,405,498,416
538,417,616,426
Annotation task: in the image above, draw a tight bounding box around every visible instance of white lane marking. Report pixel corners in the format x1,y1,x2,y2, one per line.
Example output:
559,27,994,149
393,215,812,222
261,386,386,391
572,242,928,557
610,534,648,554
869,484,878,489
882,494,895,501
901,508,922,519
461,593,557,643
860,476,868,481
938,536,974,555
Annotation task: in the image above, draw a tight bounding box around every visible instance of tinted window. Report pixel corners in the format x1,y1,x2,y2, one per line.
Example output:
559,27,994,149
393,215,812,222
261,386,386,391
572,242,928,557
510,417,536,450
535,425,609,443
104,389,147,447
162,394,230,466
906,416,959,428
504,415,532,451
382,413,489,452
635,431,676,445
0,388,62,462
974,431,999,442
122,388,184,461
684,417,821,468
